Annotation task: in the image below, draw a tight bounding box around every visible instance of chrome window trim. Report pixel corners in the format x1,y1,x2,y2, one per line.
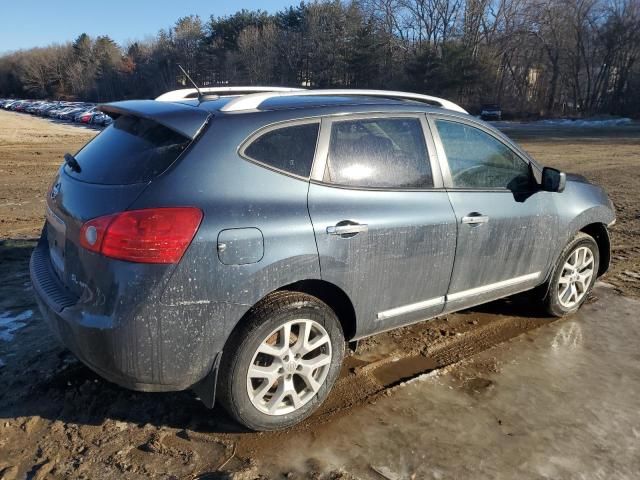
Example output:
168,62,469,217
307,179,448,193
311,117,332,181
420,113,445,188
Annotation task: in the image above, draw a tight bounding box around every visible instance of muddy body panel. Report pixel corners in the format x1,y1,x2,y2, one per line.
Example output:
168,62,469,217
30,112,322,392
30,96,615,400
308,184,458,337
443,189,559,312
31,236,245,390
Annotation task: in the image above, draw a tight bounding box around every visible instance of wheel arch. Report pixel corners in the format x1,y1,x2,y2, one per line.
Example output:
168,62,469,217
226,279,357,343
196,279,356,409
580,222,611,277
275,279,357,341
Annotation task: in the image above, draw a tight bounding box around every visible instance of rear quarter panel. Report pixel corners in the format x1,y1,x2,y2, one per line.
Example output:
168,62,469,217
130,114,322,338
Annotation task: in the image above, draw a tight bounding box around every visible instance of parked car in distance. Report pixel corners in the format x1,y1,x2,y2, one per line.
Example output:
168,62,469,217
0,98,109,127
78,112,93,124
12,101,29,112
480,103,502,121
90,112,113,126
30,89,614,431
59,107,87,121
75,107,98,123
47,105,72,118
25,101,45,113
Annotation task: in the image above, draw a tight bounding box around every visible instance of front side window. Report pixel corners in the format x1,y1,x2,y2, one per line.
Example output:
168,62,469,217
324,117,433,189
435,120,532,190
243,122,320,178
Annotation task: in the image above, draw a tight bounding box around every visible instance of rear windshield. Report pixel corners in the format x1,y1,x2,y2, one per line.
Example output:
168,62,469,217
67,115,191,184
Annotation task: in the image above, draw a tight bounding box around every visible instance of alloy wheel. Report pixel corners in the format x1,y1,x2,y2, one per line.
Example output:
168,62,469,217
557,246,595,308
246,319,332,416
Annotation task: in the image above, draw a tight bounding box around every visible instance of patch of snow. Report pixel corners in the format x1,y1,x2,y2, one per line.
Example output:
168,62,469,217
492,118,633,128
0,309,33,342
404,368,442,385
538,118,632,127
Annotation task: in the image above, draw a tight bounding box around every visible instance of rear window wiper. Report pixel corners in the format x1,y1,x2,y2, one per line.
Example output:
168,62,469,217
64,153,81,173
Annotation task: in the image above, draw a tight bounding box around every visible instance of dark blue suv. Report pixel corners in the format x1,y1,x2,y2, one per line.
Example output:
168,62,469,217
30,89,614,430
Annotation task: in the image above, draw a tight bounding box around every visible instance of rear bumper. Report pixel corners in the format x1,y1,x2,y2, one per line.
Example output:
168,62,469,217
30,239,236,393
33,293,189,391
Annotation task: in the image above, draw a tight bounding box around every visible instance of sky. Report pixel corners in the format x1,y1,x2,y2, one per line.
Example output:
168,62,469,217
0,0,296,54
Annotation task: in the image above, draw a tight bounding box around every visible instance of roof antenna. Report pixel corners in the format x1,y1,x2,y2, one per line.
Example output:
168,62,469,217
177,64,204,103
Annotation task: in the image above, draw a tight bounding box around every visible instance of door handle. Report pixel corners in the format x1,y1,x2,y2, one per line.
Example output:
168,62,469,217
326,223,368,235
462,214,489,225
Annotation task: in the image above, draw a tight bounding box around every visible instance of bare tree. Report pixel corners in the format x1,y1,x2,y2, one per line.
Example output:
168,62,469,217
237,23,279,83
0,0,637,117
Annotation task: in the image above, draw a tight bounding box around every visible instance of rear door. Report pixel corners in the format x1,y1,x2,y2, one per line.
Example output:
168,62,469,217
307,114,457,338
429,115,558,311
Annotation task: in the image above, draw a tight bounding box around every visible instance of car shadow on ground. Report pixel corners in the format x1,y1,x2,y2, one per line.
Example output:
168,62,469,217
469,291,550,318
0,238,552,436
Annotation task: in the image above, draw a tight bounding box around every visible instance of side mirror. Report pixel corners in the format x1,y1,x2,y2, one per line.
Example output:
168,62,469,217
541,167,566,193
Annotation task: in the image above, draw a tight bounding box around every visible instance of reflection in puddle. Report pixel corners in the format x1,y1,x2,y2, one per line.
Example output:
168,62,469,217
551,321,583,349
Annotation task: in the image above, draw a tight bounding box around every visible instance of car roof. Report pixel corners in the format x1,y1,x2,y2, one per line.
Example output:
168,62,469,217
99,93,472,142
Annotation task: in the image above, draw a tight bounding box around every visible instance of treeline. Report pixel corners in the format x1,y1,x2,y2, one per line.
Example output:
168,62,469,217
0,0,638,117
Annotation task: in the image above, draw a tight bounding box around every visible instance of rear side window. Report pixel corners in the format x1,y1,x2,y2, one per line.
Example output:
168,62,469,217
67,115,191,185
243,122,320,177
324,118,432,189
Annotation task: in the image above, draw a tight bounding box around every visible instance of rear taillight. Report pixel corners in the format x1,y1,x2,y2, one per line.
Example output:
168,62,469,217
79,207,203,264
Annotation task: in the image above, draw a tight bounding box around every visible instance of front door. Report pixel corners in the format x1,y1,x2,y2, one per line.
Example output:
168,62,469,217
430,116,559,311
307,114,458,338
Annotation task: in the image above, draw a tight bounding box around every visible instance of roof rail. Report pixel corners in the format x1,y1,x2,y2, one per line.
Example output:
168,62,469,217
219,89,468,114
156,86,305,102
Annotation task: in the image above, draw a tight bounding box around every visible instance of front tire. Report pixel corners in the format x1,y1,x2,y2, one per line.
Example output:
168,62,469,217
217,291,345,431
542,232,599,317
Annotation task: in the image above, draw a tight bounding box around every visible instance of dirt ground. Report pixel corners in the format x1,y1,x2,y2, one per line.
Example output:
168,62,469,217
0,110,638,479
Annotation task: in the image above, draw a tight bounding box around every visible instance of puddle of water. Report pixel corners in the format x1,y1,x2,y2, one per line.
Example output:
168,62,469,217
253,287,640,479
371,355,437,387
461,377,494,395
0,309,32,341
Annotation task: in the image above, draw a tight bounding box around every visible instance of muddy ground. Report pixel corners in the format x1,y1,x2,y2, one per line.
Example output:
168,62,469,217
0,110,638,479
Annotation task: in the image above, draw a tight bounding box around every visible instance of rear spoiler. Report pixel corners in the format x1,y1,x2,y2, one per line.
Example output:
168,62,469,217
99,100,211,140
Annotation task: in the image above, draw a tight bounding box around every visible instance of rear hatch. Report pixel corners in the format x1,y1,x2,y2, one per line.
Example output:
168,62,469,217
44,101,210,303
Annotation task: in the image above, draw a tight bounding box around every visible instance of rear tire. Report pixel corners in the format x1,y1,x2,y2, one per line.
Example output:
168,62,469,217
541,232,599,317
217,291,345,431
